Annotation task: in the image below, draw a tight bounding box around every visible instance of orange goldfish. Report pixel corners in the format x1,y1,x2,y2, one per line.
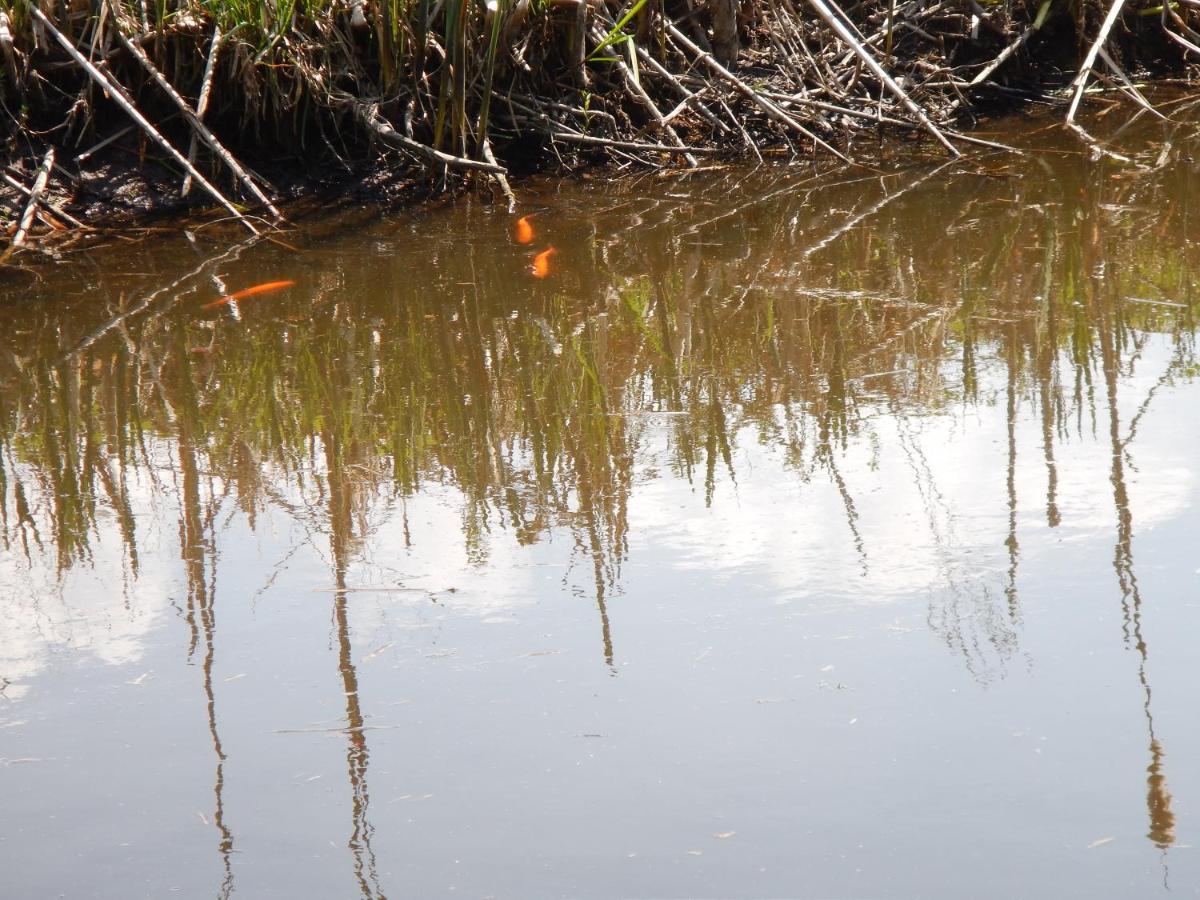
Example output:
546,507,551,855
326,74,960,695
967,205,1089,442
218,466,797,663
531,247,557,278
202,279,296,310
514,215,535,244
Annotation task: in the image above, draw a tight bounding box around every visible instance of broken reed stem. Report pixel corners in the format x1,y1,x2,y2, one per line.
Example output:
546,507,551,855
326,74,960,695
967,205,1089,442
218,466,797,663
2,170,86,228
114,28,282,220
1067,0,1128,124
550,132,723,155
803,0,961,156
665,22,852,163
632,43,731,134
1,149,54,263
0,10,20,101
354,101,508,174
183,24,223,199
28,7,258,234
481,137,517,209
588,23,699,167
969,19,1039,87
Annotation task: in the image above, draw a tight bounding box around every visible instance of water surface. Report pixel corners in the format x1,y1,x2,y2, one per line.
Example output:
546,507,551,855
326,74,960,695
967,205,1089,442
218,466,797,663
3,104,1200,897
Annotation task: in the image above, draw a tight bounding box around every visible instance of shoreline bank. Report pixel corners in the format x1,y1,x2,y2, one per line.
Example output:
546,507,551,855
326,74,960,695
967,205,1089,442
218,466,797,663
1,0,1198,256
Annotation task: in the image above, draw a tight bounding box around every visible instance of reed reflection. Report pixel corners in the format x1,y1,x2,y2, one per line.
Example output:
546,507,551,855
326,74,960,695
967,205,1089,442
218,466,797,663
1,110,1199,860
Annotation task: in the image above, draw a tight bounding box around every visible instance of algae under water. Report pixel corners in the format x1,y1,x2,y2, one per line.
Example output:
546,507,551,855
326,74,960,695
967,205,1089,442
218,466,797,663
3,107,1200,897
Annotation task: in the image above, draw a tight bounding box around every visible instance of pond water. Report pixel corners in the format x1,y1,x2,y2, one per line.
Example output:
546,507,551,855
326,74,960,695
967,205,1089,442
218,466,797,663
3,102,1200,898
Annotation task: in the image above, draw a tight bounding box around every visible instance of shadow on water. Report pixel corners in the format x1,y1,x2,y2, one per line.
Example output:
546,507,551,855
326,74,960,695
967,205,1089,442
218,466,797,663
3,100,1200,889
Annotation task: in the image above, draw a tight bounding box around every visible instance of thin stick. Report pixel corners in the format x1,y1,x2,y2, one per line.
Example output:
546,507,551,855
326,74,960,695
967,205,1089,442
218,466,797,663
2,170,86,228
30,7,257,234
969,20,1038,87
803,0,961,156
633,43,730,133
481,137,517,209
0,10,21,101
765,90,1021,151
1,149,54,263
1097,47,1164,119
1065,0,1126,125
355,102,508,173
115,29,282,220
77,125,135,163
550,131,723,155
666,22,852,163
183,24,222,198
589,25,698,167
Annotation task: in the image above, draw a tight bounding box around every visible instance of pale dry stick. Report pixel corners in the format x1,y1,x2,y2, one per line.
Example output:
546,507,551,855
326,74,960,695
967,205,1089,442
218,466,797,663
29,7,257,234
182,24,223,198
0,149,54,263
551,131,723,156
1065,0,1127,126
77,124,134,162
504,91,619,127
2,171,86,228
354,101,507,173
588,24,699,167
766,88,1019,151
1097,47,1165,120
712,92,763,161
1162,24,1200,57
632,43,731,133
831,2,951,74
115,30,282,220
480,137,517,210
968,19,1039,87
804,0,960,156
665,23,852,163
1161,3,1200,58
0,10,21,100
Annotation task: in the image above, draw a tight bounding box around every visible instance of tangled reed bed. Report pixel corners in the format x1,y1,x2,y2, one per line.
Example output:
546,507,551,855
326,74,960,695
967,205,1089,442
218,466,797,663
0,0,1198,252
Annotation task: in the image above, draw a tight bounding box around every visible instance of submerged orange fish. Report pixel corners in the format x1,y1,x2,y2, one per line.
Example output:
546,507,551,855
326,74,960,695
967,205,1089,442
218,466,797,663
202,279,296,310
514,215,535,245
531,247,557,278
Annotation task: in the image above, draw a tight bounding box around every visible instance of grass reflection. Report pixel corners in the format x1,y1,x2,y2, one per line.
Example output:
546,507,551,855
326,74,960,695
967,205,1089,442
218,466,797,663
2,112,1200,864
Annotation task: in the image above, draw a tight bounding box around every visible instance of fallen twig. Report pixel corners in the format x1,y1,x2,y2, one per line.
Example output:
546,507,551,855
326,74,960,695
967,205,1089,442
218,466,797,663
114,28,282,220
182,24,223,199
803,0,961,155
666,22,852,163
2,170,85,228
30,7,258,234
354,101,508,174
1,149,54,263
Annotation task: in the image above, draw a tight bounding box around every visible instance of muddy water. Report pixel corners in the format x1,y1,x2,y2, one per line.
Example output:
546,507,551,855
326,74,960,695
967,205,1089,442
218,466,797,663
3,105,1200,898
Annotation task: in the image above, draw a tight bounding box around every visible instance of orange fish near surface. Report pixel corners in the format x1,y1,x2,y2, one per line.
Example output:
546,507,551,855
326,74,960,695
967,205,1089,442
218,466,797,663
514,215,535,245
202,279,297,310
531,247,557,278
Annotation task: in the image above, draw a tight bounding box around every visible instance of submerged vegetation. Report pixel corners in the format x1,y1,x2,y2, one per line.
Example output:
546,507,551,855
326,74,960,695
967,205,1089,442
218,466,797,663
1,0,1199,244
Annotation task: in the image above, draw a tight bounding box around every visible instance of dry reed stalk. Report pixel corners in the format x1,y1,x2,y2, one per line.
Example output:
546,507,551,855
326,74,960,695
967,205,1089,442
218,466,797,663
802,0,961,156
355,101,509,174
1,171,85,229
665,22,852,163
28,7,258,234
0,10,20,101
115,29,282,220
183,24,223,199
588,23,699,167
0,149,55,263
